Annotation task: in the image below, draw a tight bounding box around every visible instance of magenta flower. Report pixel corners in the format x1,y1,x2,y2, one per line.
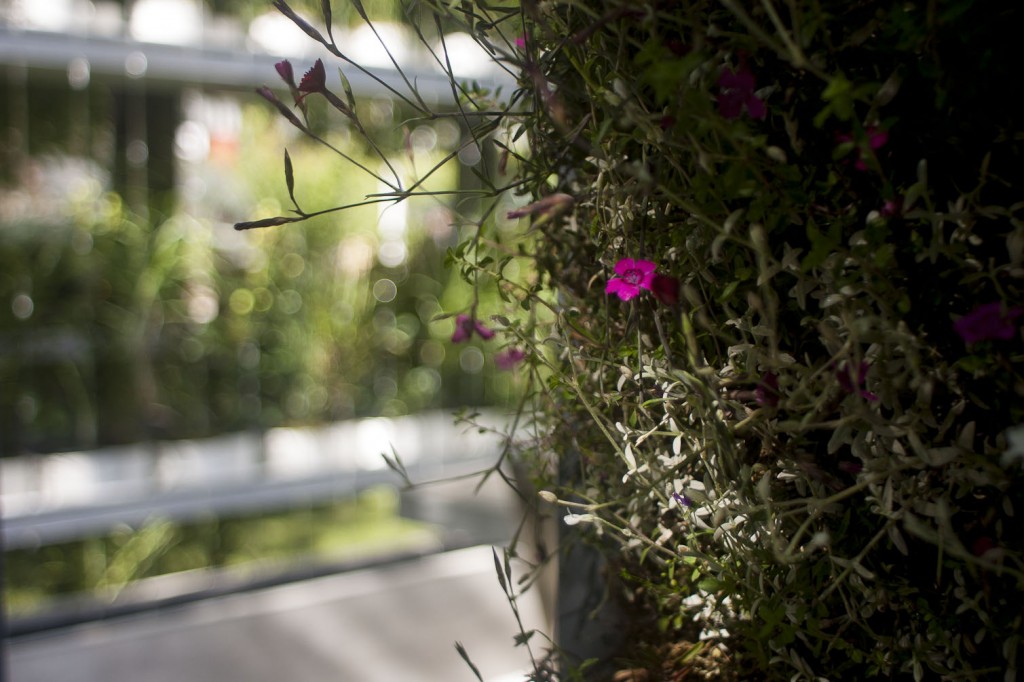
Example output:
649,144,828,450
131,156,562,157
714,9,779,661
837,127,888,171
755,372,780,407
605,259,657,301
879,197,902,218
650,274,680,306
717,67,766,120
954,302,1023,344
672,492,694,508
495,348,526,370
451,314,495,343
835,361,878,401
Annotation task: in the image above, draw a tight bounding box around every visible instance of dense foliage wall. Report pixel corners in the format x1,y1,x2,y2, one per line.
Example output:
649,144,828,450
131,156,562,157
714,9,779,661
505,1,1024,679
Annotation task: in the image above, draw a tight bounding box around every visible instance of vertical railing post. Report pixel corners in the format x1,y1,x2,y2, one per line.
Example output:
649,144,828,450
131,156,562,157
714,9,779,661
556,444,627,679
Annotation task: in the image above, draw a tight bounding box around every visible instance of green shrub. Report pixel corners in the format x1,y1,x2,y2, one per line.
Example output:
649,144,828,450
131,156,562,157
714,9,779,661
508,1,1024,679
249,1,1024,678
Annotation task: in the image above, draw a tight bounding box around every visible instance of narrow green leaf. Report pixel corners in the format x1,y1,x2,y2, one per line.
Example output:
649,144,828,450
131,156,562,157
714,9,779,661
349,0,369,23
454,642,484,682
338,68,356,111
272,0,327,46
492,547,508,595
513,630,535,646
283,149,299,211
234,215,301,231
381,445,412,486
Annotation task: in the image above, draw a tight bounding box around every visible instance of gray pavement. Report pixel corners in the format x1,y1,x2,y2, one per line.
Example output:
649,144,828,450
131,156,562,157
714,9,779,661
6,545,550,682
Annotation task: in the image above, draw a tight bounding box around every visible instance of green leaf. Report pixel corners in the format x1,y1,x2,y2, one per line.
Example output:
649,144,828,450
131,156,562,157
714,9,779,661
454,642,484,682
717,280,741,303
697,577,722,592
320,0,333,42
513,630,535,646
349,0,369,23
801,220,841,271
272,1,327,46
283,149,300,212
337,68,356,111
492,547,508,595
822,73,854,120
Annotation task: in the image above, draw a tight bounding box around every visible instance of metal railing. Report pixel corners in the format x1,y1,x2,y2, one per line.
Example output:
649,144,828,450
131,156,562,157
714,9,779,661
1,410,512,548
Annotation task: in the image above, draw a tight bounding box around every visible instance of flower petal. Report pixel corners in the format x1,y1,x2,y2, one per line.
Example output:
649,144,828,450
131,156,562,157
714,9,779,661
634,259,657,274
495,348,526,370
473,320,495,340
298,59,327,94
451,314,472,343
746,95,767,120
613,258,637,276
606,278,640,301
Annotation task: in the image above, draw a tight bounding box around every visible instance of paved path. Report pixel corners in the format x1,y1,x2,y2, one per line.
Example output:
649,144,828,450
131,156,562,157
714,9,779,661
6,546,550,682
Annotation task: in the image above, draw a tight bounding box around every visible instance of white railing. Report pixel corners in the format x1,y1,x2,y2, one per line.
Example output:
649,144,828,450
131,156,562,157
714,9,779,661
1,410,513,548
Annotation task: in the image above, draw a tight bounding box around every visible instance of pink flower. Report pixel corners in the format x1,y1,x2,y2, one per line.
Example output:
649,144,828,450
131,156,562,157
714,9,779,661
837,127,888,171
717,67,766,120
495,348,526,370
672,492,694,508
451,314,495,343
835,361,878,401
755,372,780,407
954,302,1023,344
879,198,902,218
605,259,657,301
650,274,680,306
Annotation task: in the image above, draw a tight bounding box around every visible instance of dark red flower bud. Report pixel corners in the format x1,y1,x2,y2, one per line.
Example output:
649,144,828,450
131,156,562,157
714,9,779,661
650,274,680,306
275,60,295,86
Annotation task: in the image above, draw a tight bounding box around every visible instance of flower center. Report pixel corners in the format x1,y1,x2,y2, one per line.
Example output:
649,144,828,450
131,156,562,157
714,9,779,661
624,269,642,285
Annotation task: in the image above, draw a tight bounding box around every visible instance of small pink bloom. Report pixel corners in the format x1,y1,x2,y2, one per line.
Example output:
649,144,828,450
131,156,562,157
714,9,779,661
605,259,657,301
514,34,527,49
835,361,878,401
971,536,995,557
755,372,780,407
954,302,1023,344
495,348,526,370
451,314,495,343
837,460,863,474
868,129,889,150
880,198,902,217
672,492,694,508
717,67,766,120
837,127,888,171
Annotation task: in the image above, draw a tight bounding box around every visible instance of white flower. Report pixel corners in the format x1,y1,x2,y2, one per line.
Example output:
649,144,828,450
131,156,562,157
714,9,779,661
563,513,595,526
1001,424,1024,468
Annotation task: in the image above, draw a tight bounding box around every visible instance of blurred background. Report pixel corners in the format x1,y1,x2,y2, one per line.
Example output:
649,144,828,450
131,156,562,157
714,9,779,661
0,1,547,680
